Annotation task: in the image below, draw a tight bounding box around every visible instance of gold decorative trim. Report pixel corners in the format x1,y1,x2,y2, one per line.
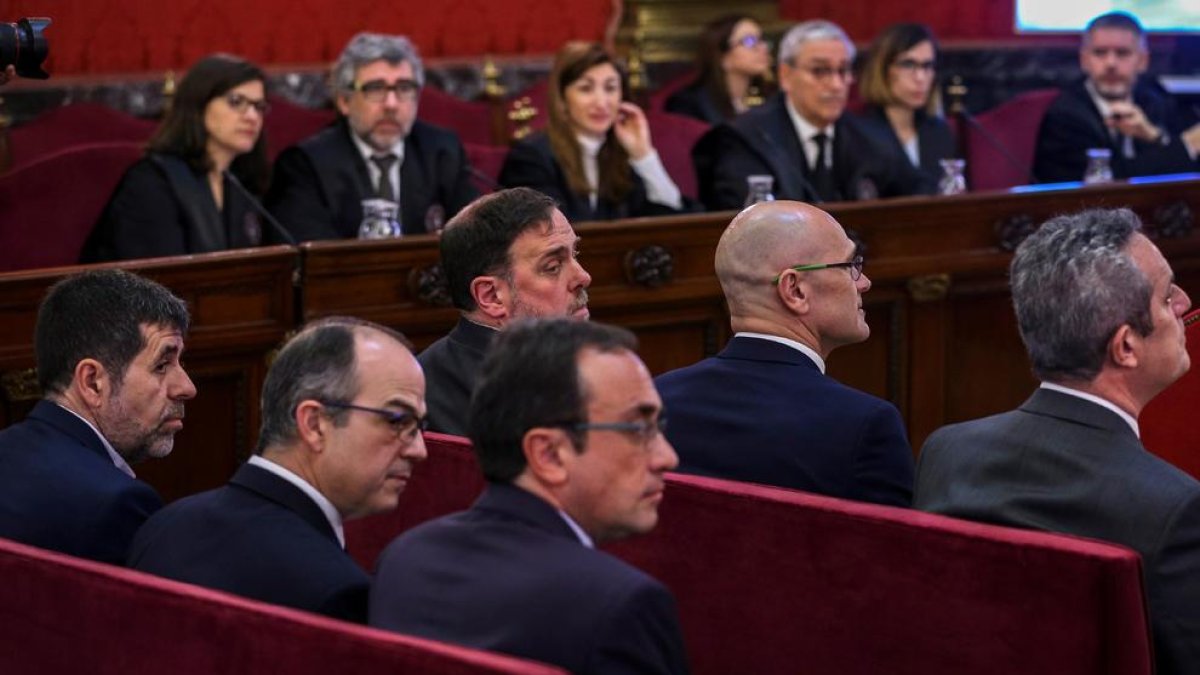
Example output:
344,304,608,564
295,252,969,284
0,368,40,403
907,274,951,303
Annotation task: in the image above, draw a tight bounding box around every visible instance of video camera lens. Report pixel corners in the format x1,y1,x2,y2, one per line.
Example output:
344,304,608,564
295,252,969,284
0,17,51,80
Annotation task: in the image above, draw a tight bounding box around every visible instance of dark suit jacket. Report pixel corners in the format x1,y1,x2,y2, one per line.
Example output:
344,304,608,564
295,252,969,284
418,317,496,437
655,336,914,506
856,105,957,194
498,131,693,223
1034,79,1198,184
266,118,478,240
0,400,163,564
693,93,928,210
128,461,369,623
664,81,725,125
915,388,1200,675
82,153,263,262
370,483,690,675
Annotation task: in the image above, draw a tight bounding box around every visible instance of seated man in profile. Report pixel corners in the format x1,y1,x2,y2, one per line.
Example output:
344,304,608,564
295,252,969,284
0,269,195,565
694,20,925,210
129,317,427,623
656,200,913,506
267,32,477,239
420,187,592,436
1034,11,1200,183
915,208,1199,674
372,319,689,675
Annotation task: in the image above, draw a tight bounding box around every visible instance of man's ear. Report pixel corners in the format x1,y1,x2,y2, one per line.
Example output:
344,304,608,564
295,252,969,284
776,271,811,316
335,92,352,117
74,358,110,408
471,275,510,322
521,427,570,487
294,400,328,451
1109,324,1140,370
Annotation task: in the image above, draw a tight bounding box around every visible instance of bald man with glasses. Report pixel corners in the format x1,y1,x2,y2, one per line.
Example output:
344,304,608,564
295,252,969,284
129,317,428,623
656,200,914,506
694,19,926,210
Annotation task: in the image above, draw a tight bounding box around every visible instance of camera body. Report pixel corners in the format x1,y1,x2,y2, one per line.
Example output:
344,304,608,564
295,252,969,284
0,17,51,80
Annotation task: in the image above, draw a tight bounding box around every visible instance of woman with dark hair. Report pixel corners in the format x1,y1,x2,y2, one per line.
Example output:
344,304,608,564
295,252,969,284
498,42,687,222
665,14,772,124
83,53,272,261
856,23,955,189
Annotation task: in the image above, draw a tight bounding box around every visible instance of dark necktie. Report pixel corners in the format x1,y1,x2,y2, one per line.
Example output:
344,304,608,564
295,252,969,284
371,154,397,202
810,132,837,202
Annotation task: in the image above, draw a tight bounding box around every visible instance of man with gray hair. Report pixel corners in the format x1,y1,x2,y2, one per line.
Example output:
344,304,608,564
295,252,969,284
129,317,428,623
914,208,1200,673
694,20,924,209
267,32,477,240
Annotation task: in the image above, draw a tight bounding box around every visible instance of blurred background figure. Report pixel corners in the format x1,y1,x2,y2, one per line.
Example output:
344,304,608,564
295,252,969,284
856,23,955,192
499,41,688,222
82,54,271,262
665,14,774,124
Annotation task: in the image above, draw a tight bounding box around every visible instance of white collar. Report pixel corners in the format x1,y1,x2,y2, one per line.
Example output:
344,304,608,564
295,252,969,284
576,133,604,158
55,403,135,478
1084,80,1121,124
248,455,346,547
735,332,826,373
785,98,834,146
557,509,594,548
347,126,405,165
1039,382,1140,437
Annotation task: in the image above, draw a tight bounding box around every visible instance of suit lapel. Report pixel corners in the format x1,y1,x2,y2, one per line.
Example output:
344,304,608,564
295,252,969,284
1019,388,1139,440
717,336,821,370
28,400,112,464
399,132,430,234
474,483,581,543
230,463,341,545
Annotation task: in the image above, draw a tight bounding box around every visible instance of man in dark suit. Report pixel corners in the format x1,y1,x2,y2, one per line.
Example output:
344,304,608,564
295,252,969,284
0,270,195,565
267,32,477,240
372,319,689,675
915,208,1199,674
420,187,592,436
655,201,913,506
1034,12,1200,184
694,20,925,210
129,317,428,623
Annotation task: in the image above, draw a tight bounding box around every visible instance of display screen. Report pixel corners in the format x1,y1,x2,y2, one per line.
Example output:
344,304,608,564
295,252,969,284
1016,1,1200,32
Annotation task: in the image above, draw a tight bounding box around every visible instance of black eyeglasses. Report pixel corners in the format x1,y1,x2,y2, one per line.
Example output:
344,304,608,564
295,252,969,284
893,58,936,74
772,254,865,284
224,92,270,115
318,400,427,442
796,63,854,83
571,417,668,445
354,78,420,103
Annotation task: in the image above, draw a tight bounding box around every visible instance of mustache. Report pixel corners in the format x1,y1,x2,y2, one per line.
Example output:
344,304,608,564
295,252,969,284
571,289,589,311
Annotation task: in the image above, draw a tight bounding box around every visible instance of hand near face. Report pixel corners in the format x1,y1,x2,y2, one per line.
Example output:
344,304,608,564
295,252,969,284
1106,101,1161,142
612,102,653,161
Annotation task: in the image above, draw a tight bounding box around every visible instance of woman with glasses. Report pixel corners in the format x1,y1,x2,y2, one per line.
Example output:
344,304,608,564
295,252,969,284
856,23,956,191
83,53,272,262
665,14,774,124
499,41,690,222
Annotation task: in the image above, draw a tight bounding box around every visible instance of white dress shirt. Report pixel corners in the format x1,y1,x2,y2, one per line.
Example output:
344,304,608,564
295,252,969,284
577,134,683,211
349,129,406,204
735,331,827,374
785,98,835,171
248,454,346,547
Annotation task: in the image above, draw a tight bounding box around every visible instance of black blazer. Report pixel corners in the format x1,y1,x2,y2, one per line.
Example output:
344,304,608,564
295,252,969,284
418,317,497,437
655,336,914,507
856,105,957,194
82,153,263,262
129,461,370,623
915,388,1200,675
266,118,478,240
664,81,726,125
1034,78,1198,184
371,483,690,675
693,93,927,210
498,131,692,223
0,400,163,565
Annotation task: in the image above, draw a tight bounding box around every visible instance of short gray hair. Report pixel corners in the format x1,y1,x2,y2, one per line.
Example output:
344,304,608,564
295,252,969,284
1011,208,1153,383
332,32,426,92
778,20,856,66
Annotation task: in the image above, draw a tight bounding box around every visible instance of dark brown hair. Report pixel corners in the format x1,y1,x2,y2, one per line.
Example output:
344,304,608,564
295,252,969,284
859,23,940,115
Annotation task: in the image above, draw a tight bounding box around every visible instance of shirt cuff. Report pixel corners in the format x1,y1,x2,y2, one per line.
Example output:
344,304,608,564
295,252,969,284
629,150,683,210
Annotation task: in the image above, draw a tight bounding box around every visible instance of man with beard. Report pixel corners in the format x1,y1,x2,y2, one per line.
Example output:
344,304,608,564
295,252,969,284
420,188,592,436
1034,11,1200,183
267,32,477,239
0,270,195,564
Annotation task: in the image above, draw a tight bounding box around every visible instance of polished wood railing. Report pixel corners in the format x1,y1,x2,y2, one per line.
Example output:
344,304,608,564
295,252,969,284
3,177,1198,502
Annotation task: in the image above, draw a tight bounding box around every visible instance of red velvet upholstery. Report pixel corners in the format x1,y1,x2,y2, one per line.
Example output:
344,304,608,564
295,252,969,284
347,434,1152,674
6,103,156,172
465,143,511,193
0,535,562,674
964,88,1059,191
1139,309,1200,480
0,141,143,272
646,110,710,200
264,95,336,161
420,87,498,146
647,71,697,113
